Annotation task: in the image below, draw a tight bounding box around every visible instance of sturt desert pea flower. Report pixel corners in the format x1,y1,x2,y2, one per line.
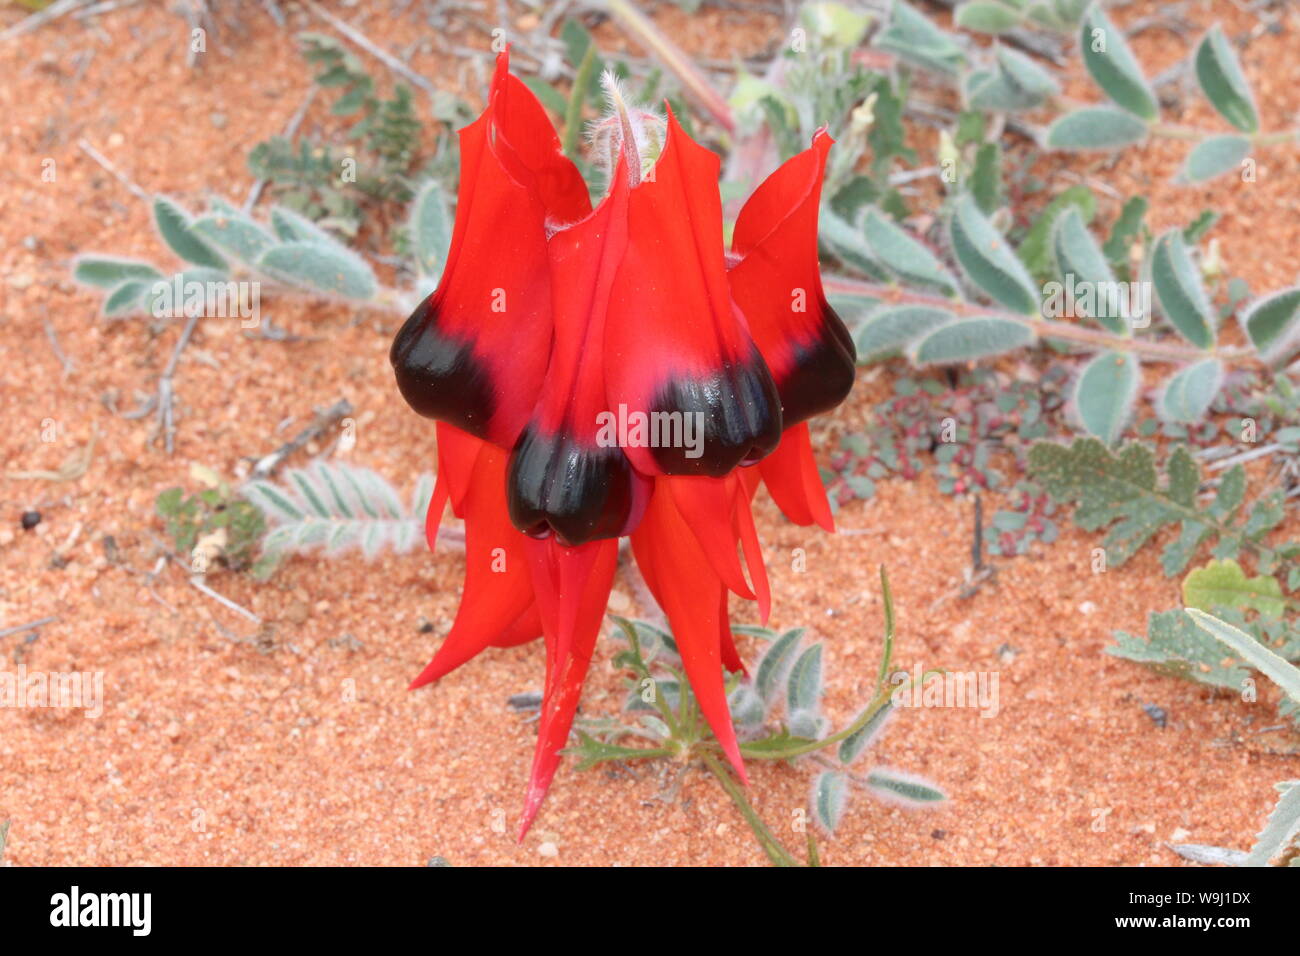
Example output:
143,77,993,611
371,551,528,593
391,51,854,837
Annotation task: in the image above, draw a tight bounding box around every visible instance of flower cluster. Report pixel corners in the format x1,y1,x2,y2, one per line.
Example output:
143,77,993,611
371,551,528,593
391,51,854,836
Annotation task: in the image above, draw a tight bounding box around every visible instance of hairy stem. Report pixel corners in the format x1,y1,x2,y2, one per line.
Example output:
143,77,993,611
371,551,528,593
699,751,803,866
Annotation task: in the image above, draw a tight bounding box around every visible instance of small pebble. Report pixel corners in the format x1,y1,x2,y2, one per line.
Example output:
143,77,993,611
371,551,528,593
21,510,42,531
537,842,558,858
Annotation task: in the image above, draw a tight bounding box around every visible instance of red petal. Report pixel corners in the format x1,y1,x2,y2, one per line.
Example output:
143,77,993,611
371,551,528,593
757,422,835,532
409,440,537,689
729,130,855,427
391,51,590,448
507,155,651,545
719,591,745,675
605,109,780,478
667,476,754,601
631,479,748,783
517,536,619,838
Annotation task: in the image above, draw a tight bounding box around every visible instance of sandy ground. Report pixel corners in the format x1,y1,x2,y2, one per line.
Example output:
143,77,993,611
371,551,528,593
1,1,1299,866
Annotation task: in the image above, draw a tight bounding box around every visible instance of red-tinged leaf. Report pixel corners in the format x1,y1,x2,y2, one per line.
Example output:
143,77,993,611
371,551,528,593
519,536,619,838
605,109,780,478
392,51,591,449
729,130,855,427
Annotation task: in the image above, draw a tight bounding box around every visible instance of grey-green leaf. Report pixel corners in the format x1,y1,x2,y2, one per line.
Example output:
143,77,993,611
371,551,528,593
1243,782,1300,868
74,257,163,289
948,194,1039,313
813,772,850,832
1074,351,1137,444
954,1,1021,34
192,210,277,263
1050,206,1124,332
1045,107,1148,150
1241,286,1300,361
1160,357,1223,423
866,769,947,806
269,205,340,245
1185,608,1300,706
102,280,149,317
1178,134,1251,185
1079,4,1157,119
838,701,893,765
257,241,377,300
911,317,1035,365
863,208,958,293
410,179,453,279
876,1,967,76
820,209,889,280
996,46,1060,99
1194,26,1259,134
153,196,227,270
756,627,804,703
1150,229,1214,348
786,643,824,714
855,305,954,362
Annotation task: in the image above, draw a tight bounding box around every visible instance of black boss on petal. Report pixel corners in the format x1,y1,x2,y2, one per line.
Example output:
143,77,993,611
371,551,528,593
774,303,857,427
390,296,497,439
507,425,641,546
648,350,783,477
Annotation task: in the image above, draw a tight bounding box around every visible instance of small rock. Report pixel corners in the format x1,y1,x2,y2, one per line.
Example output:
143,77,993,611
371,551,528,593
1078,601,1096,615
21,510,41,531
537,842,558,858
1142,703,1168,729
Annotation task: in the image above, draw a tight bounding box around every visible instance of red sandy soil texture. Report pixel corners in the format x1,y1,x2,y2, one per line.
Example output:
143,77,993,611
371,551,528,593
1,1,1299,866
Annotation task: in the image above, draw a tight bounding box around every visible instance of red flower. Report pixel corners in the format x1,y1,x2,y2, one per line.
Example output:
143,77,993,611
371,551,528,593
392,51,853,837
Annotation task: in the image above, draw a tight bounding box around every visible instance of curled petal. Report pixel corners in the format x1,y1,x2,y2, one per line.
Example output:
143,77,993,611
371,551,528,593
667,475,770,623
391,51,591,448
753,422,835,532
410,437,538,689
606,109,781,478
631,479,748,783
518,536,620,839
729,130,855,427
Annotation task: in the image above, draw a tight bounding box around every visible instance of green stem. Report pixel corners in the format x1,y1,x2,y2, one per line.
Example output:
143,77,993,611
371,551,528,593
700,751,803,866
563,43,599,160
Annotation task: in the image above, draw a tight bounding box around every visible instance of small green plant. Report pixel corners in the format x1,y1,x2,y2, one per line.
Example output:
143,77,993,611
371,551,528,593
570,567,945,866
245,33,458,239
1029,437,1300,725
1180,610,1300,867
241,460,433,578
827,367,1069,556
156,475,267,575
